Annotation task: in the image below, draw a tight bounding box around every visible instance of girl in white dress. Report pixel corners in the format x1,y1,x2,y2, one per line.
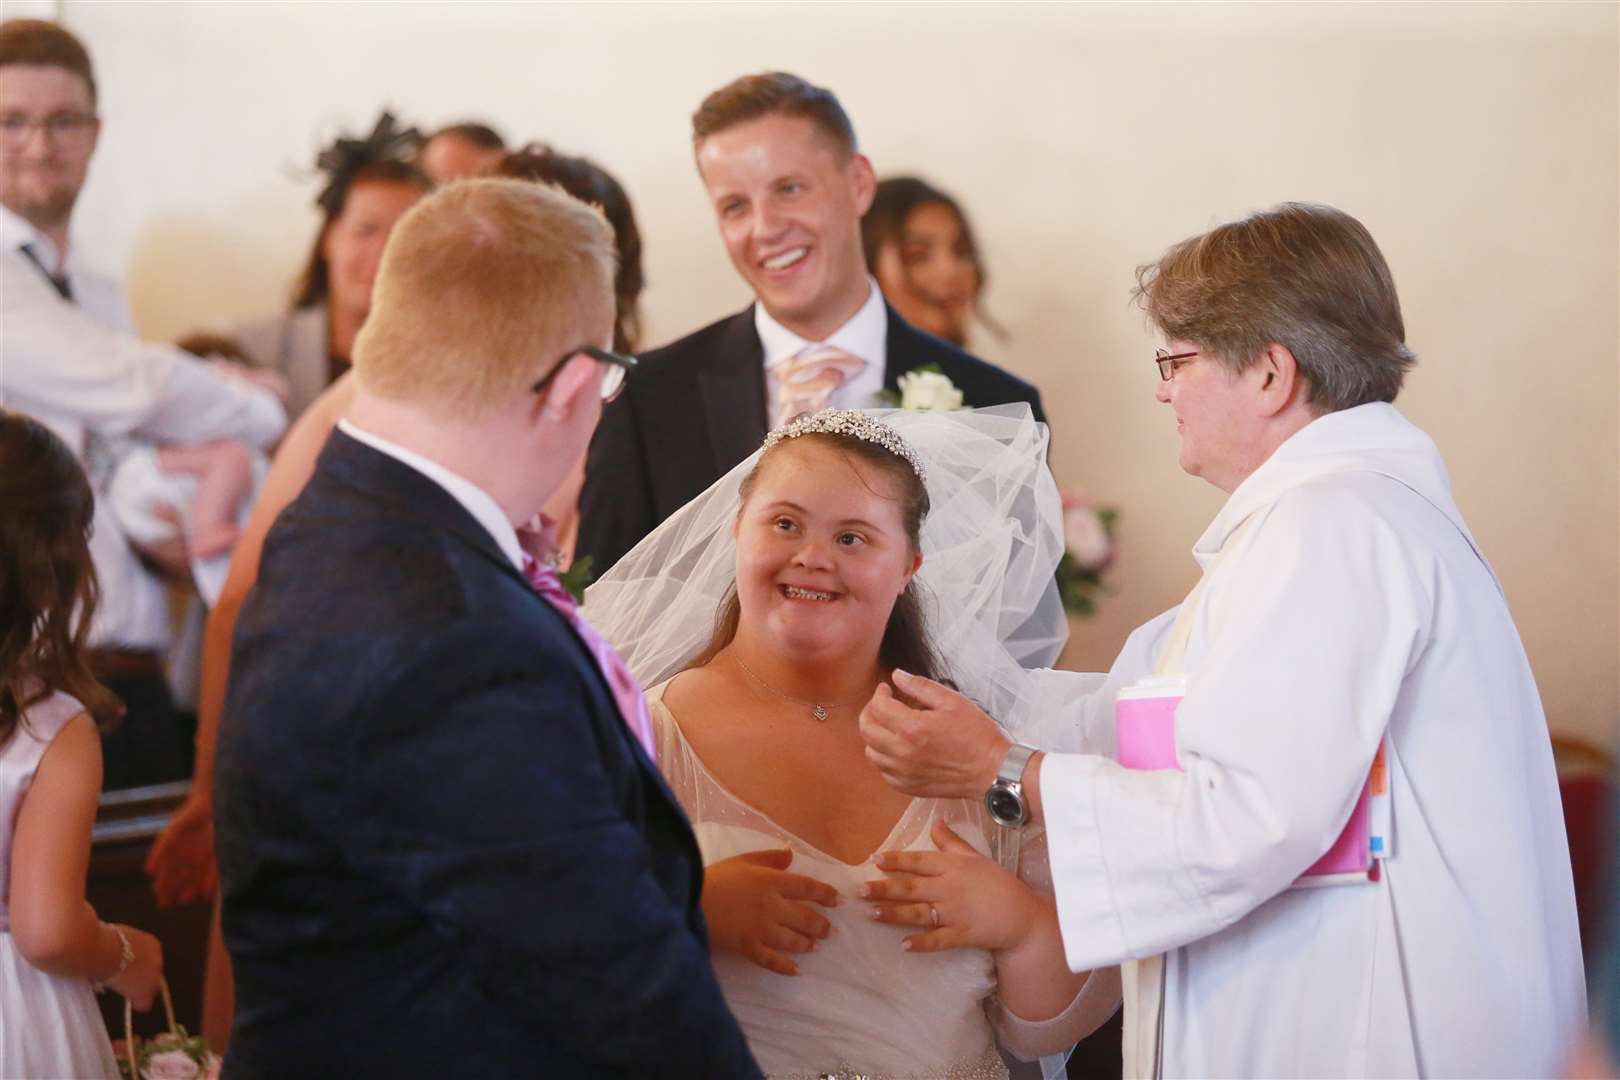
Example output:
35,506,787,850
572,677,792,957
586,407,1120,1080
0,413,165,1078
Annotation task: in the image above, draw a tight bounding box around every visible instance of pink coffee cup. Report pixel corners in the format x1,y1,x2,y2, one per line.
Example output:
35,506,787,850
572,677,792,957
1115,676,1186,770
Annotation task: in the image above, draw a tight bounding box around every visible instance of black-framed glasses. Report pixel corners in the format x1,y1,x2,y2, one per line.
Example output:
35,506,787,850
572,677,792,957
531,344,638,402
1154,348,1200,381
0,112,97,147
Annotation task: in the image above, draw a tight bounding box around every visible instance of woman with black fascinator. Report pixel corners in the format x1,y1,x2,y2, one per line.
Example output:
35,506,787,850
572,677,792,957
235,112,430,419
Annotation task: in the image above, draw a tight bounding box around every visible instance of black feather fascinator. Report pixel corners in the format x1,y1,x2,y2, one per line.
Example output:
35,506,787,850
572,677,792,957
313,110,422,214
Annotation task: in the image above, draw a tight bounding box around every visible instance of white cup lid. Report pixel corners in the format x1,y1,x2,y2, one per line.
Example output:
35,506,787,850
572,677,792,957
1116,675,1187,701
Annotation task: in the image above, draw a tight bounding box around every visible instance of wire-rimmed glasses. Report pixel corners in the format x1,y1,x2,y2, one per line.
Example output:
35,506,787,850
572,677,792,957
1154,348,1200,381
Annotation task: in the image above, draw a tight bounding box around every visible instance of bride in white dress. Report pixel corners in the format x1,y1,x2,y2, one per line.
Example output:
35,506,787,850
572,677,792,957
586,407,1120,1079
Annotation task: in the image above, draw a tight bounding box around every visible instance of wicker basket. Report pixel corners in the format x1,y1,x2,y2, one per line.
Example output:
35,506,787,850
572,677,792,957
120,979,217,1080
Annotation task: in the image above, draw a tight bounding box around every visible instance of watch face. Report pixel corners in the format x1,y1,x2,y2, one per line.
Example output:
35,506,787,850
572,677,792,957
986,786,1024,826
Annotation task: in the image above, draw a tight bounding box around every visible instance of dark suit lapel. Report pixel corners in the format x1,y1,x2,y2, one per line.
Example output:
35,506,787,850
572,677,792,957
696,307,769,477
882,304,925,392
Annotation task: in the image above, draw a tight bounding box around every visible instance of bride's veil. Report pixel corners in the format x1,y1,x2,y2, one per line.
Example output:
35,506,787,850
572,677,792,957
581,403,1068,742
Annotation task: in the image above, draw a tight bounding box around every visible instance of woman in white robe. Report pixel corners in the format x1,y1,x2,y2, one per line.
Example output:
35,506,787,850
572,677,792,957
860,203,1586,1078
1034,402,1587,1077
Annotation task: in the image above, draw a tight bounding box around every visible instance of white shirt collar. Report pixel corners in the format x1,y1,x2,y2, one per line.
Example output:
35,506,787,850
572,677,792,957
754,275,887,370
337,418,525,571
1,204,70,273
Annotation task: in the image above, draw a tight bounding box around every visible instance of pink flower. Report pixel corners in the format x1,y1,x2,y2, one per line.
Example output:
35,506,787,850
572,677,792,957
517,513,563,566
1063,502,1114,571
143,1049,201,1080
203,1052,223,1080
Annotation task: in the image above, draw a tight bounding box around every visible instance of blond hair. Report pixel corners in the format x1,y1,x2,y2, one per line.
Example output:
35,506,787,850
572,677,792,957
354,178,616,420
1134,202,1416,412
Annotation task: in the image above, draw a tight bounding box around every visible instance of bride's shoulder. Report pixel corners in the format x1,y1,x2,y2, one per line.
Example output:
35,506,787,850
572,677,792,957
658,665,732,729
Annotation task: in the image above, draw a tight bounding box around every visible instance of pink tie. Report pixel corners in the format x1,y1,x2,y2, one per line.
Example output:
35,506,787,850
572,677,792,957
767,345,867,429
521,554,658,763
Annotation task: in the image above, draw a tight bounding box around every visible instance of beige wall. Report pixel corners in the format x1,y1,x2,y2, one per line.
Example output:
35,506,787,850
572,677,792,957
54,1,1619,750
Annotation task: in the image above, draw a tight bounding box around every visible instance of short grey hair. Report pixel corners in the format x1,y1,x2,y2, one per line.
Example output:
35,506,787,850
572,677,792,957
1134,202,1416,412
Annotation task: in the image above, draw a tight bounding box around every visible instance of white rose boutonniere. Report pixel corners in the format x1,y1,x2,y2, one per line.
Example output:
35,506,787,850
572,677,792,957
892,364,964,412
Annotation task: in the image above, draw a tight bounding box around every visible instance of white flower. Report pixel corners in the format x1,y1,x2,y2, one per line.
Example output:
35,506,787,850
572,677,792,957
1063,502,1114,570
897,369,964,412
144,1050,201,1080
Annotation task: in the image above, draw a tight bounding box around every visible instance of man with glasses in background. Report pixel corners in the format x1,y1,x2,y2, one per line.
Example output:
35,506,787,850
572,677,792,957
860,202,1584,1077
0,19,285,789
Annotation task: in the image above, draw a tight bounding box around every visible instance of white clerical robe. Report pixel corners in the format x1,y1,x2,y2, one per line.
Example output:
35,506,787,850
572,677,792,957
1037,403,1585,1077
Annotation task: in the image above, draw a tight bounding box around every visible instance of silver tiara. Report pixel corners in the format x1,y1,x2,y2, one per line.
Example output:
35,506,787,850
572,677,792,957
761,409,927,480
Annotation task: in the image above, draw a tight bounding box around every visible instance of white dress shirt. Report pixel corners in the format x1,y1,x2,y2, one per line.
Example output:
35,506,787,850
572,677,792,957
336,420,524,572
0,206,287,649
754,276,887,419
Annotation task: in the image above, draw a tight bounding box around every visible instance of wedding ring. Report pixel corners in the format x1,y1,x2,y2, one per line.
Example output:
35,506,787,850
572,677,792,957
929,904,941,928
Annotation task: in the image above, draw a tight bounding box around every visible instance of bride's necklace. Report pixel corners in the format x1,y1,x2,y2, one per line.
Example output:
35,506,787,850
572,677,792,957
732,653,869,722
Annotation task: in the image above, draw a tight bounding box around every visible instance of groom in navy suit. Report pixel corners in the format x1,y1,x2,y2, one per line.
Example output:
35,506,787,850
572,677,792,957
214,179,759,1078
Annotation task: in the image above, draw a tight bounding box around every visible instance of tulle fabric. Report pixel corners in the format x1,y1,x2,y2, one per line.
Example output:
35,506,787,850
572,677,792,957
583,404,1074,748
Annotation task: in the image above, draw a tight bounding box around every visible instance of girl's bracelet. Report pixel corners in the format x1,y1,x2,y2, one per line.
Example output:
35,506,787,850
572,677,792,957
91,922,133,993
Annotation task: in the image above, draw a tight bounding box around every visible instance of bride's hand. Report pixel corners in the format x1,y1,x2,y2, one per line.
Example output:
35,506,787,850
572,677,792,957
702,848,841,977
863,820,1043,955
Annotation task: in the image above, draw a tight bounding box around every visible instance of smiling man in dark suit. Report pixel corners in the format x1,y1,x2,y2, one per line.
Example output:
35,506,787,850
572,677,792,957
214,178,759,1078
575,71,1045,574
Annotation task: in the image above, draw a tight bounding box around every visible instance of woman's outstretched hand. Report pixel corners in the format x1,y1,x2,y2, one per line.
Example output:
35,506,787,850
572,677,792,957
863,820,1043,955
859,670,1008,799
145,794,217,907
702,848,841,977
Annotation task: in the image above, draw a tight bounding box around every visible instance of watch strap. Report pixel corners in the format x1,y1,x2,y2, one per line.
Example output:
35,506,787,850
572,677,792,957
997,742,1038,787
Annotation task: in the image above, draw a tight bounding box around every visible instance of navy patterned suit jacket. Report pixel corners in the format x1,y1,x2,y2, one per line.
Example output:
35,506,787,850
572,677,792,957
575,303,1046,574
214,429,760,1079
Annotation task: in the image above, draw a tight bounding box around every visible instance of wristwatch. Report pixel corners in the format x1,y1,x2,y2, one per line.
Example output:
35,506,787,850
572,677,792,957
984,743,1038,828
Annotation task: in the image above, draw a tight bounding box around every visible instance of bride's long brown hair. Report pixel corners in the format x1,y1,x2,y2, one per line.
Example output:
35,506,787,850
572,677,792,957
0,413,122,743
691,431,947,682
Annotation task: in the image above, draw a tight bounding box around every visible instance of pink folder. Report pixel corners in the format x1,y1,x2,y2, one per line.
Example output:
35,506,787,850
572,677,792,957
1116,683,1378,886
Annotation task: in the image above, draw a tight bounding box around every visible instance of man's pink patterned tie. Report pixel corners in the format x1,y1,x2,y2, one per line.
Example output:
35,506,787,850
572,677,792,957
521,553,658,763
766,345,868,429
